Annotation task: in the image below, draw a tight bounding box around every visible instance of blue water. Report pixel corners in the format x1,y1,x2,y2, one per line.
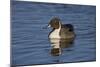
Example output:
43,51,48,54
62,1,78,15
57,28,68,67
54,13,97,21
11,1,96,66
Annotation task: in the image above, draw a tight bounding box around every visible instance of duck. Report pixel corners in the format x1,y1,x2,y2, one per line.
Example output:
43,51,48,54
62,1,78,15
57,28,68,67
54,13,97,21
48,17,75,40
48,17,75,56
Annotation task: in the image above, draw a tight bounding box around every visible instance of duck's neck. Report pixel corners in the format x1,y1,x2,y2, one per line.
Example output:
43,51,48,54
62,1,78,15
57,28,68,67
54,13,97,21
54,22,61,30
49,22,61,39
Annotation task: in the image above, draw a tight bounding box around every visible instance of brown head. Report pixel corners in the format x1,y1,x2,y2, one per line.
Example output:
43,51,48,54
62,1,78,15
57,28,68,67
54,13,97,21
48,17,62,29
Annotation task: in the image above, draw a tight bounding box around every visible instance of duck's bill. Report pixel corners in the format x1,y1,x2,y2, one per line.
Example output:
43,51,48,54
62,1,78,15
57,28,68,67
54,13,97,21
48,24,51,27
42,24,51,29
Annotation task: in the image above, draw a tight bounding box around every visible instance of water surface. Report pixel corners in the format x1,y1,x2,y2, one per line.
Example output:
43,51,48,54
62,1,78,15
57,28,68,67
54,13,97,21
11,1,96,66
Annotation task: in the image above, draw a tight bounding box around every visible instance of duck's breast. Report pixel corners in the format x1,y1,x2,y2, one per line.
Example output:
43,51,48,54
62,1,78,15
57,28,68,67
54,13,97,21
49,29,60,39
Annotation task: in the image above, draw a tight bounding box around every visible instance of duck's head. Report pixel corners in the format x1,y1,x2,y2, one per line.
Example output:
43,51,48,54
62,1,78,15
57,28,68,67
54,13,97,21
48,17,61,29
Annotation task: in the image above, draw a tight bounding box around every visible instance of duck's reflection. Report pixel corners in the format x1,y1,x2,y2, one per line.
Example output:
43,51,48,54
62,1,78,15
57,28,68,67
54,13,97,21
49,38,74,56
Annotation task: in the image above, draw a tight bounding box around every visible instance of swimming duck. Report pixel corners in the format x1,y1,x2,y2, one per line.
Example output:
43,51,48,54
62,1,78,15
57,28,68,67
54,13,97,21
48,17,75,56
48,17,75,40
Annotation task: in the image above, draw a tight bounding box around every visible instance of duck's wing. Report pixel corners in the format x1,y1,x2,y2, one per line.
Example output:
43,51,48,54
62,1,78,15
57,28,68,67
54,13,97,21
62,24,74,31
60,24,75,39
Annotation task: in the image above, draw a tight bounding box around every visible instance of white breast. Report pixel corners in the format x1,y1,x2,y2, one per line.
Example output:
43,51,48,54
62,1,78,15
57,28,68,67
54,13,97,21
49,28,60,39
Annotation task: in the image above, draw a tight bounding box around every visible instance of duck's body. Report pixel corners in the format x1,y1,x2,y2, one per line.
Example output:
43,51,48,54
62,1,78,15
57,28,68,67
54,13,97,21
49,24,75,39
